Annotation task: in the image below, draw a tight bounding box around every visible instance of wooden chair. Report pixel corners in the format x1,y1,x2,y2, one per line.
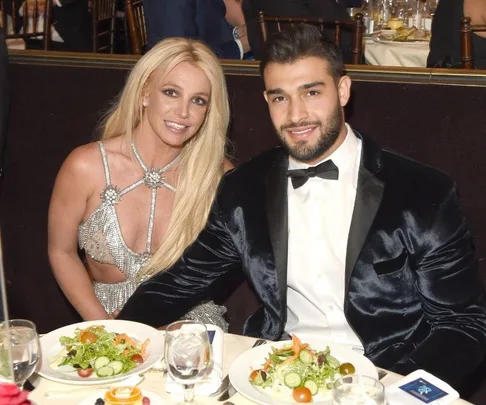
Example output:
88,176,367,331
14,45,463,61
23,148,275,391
125,0,146,55
257,11,364,65
461,16,486,69
92,0,116,53
0,0,52,50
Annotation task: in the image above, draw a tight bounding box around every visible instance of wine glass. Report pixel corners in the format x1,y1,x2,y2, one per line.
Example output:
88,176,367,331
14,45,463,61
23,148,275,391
333,375,386,405
164,320,212,405
8,319,39,389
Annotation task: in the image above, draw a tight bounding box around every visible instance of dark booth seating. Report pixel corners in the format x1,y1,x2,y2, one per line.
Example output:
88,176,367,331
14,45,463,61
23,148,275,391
1,53,486,400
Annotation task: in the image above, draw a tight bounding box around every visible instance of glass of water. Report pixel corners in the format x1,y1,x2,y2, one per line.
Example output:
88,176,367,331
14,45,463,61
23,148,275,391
165,320,212,405
333,375,386,405
8,319,39,389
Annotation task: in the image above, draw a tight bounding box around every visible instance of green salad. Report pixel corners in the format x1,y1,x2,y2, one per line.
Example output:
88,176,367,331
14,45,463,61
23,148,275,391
55,325,148,378
249,335,356,403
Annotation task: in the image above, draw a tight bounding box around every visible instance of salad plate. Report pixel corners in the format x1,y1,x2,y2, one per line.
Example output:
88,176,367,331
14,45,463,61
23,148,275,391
38,320,164,385
229,338,378,405
77,389,164,405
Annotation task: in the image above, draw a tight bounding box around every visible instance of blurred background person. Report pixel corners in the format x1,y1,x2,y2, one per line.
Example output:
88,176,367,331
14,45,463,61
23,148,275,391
143,0,250,59
427,0,486,68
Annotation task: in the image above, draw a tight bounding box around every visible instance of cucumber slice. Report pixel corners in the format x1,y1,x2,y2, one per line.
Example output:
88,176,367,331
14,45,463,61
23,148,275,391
96,365,115,377
298,350,313,364
284,372,302,388
93,356,110,370
304,380,319,395
107,360,124,375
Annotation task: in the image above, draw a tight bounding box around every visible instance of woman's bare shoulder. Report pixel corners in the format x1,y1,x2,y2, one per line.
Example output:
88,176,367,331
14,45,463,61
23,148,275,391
60,142,104,177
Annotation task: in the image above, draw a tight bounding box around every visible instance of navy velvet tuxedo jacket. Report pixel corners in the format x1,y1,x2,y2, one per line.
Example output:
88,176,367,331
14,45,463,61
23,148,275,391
119,134,486,388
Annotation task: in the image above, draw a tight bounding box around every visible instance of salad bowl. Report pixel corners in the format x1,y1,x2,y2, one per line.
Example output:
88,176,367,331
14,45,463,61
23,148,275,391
37,320,164,385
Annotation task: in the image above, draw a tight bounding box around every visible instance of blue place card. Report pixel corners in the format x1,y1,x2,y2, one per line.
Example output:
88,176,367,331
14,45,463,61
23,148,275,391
399,377,449,403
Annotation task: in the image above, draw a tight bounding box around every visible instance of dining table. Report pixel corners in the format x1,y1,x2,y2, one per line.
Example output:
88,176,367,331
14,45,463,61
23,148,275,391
364,38,430,68
29,333,473,405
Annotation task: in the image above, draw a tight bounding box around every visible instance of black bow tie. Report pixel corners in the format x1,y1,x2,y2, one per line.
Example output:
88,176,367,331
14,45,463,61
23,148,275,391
286,159,339,189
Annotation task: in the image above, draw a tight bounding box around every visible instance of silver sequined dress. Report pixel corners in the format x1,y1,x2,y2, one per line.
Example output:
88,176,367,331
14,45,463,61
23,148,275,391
78,142,228,330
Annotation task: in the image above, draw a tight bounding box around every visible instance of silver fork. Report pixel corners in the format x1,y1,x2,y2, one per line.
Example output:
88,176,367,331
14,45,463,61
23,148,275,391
216,338,268,401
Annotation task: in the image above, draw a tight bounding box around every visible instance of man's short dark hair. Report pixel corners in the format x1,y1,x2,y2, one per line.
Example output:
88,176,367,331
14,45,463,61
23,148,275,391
259,24,344,82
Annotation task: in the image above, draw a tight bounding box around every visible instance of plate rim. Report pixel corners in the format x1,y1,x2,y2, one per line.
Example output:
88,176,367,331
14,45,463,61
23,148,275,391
38,319,164,386
229,339,378,405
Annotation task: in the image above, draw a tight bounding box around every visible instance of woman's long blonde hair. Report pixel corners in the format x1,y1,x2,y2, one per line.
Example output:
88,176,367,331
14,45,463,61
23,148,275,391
101,38,230,281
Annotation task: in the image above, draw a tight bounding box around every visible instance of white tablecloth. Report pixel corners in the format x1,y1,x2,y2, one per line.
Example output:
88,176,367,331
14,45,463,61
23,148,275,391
29,333,472,405
365,38,430,67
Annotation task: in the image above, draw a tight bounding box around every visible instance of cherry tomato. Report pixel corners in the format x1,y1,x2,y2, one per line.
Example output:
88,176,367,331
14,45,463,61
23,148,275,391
130,354,144,364
292,387,312,403
339,362,356,375
142,397,151,405
77,368,93,378
80,331,97,344
249,370,260,381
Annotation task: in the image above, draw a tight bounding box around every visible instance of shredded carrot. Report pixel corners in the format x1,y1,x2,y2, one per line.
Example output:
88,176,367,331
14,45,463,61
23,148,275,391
262,357,273,372
140,339,150,359
115,333,137,348
278,334,302,368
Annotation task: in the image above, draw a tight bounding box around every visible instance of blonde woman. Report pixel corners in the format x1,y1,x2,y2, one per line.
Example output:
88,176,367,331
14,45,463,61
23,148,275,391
48,38,232,328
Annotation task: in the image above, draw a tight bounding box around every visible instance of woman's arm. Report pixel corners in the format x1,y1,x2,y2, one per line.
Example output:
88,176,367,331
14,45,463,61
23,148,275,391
48,145,110,321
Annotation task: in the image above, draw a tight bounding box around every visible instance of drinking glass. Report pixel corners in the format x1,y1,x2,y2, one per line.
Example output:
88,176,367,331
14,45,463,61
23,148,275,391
7,319,39,389
333,375,386,405
164,320,212,405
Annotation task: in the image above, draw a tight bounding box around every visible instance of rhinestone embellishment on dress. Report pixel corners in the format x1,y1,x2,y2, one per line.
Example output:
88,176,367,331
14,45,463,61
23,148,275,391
144,168,166,189
100,185,121,205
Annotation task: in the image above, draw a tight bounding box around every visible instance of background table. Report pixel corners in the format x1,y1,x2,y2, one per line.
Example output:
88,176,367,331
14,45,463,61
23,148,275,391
29,333,472,404
365,38,430,67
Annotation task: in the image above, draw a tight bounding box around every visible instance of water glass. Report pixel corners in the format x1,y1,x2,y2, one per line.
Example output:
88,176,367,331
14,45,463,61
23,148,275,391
7,319,39,389
165,320,212,405
333,375,386,405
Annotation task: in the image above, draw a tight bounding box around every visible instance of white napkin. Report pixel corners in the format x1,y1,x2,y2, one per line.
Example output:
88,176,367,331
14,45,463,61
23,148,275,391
386,370,460,405
165,324,224,396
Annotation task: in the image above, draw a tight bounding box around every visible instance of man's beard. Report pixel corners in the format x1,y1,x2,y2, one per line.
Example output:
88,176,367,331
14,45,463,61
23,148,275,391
277,103,343,163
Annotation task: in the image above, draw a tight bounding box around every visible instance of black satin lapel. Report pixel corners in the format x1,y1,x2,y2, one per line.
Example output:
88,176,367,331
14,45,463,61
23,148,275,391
345,167,384,298
264,152,289,326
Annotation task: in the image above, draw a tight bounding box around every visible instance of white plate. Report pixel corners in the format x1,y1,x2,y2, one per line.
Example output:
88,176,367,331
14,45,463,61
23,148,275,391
372,36,429,46
229,339,378,405
38,320,164,385
77,389,164,405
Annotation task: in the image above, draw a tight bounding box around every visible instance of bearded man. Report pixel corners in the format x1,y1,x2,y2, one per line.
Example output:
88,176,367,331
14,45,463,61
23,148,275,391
119,24,486,390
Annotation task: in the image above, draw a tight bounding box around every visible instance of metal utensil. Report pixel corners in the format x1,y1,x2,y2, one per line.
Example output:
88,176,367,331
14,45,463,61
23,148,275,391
217,338,267,401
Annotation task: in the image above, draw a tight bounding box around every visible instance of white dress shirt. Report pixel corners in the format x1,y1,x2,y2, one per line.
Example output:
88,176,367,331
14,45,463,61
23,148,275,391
285,124,364,352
